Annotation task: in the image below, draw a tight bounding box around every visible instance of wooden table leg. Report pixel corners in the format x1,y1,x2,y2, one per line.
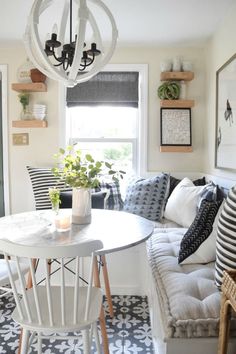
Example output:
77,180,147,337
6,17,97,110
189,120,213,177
101,255,114,318
18,258,37,354
94,256,110,354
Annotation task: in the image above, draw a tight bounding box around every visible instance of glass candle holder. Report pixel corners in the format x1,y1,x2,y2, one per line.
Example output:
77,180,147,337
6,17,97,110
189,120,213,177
55,212,71,232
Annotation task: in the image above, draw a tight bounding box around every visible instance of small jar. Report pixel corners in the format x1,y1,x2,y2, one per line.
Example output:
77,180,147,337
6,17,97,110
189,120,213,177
17,58,34,83
182,60,193,72
20,106,32,120
160,59,172,72
172,57,182,72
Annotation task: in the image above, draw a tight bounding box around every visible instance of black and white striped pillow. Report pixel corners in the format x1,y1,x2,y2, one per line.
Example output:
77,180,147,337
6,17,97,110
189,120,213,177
27,166,71,210
215,186,236,288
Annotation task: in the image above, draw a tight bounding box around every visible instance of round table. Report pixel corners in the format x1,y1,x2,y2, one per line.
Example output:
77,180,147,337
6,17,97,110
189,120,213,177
0,208,154,354
0,209,154,255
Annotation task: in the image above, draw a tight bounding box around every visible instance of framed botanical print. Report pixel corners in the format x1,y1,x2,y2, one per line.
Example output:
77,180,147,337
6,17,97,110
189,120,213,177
160,108,192,146
215,53,236,170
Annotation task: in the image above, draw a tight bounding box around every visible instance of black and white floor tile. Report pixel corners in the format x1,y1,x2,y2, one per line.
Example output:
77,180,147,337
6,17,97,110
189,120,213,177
0,294,153,353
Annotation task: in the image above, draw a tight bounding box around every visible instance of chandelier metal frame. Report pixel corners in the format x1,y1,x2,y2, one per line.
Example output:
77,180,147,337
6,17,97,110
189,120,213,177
24,0,118,87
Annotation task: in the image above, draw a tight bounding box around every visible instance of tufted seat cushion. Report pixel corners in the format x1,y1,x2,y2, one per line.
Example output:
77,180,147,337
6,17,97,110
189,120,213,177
146,227,236,339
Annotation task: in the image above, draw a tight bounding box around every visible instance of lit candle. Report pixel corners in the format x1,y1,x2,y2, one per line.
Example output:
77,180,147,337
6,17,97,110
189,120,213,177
55,213,71,232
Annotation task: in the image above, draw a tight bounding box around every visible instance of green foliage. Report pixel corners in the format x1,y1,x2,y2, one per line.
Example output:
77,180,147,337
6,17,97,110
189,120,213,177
157,81,180,100
52,146,125,189
48,187,61,210
18,93,30,111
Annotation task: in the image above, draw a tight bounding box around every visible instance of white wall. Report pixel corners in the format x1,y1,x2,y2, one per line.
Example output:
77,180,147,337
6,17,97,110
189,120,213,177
204,3,236,186
0,44,206,213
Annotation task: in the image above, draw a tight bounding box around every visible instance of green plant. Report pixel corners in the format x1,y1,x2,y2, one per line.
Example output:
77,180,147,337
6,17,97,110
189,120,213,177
157,81,180,100
52,146,125,189
18,93,30,112
48,187,61,211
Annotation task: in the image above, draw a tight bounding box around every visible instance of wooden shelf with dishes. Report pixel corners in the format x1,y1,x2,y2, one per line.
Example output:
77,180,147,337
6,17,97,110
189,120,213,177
12,82,47,129
12,120,47,128
11,82,47,92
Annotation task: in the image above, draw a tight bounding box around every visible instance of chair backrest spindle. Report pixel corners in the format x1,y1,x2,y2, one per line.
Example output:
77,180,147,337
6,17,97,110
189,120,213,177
45,259,54,326
0,238,103,330
61,258,65,326
15,256,32,323
4,254,24,320
29,258,42,325
73,256,80,325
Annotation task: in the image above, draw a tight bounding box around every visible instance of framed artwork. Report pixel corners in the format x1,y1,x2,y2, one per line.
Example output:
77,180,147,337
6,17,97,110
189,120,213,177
160,108,192,146
215,53,236,170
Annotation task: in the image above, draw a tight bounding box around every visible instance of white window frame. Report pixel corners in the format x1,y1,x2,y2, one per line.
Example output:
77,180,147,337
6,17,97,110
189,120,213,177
59,64,148,176
0,65,10,215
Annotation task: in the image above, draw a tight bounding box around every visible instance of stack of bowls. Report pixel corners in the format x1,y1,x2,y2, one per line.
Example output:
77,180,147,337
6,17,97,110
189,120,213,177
32,104,46,120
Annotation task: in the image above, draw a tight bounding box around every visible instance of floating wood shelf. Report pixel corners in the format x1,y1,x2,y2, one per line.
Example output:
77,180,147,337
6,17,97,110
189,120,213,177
160,146,193,153
160,99,194,108
12,120,48,128
160,71,194,81
11,82,47,92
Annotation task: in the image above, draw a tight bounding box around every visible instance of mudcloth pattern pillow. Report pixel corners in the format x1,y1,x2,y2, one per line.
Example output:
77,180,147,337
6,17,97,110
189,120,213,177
27,166,71,210
123,173,169,221
178,199,222,263
215,185,236,288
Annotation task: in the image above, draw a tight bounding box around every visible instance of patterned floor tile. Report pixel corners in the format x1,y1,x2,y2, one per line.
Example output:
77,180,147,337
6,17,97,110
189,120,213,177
0,293,153,353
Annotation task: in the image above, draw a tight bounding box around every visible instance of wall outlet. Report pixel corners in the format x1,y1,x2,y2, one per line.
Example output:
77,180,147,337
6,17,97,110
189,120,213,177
12,133,29,146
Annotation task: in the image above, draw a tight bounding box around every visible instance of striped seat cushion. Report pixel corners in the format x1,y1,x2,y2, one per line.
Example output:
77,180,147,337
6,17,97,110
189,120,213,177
215,186,236,288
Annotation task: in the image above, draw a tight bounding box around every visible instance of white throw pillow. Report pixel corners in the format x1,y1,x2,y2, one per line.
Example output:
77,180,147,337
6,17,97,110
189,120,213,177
181,202,224,264
164,177,206,227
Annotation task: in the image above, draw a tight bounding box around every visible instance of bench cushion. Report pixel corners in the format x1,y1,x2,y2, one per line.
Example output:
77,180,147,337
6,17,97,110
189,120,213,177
146,227,236,339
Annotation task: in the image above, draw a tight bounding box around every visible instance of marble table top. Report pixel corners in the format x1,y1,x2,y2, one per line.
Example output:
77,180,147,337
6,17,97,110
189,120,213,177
0,209,154,255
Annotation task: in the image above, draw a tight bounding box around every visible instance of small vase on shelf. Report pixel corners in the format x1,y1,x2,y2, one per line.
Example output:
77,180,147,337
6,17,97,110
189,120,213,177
20,106,32,120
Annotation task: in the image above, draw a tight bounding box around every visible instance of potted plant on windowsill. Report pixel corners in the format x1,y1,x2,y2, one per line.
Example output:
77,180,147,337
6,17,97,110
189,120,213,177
52,146,125,225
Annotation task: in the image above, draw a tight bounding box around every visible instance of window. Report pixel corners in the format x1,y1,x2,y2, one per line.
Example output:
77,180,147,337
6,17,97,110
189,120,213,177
67,105,137,173
62,65,148,175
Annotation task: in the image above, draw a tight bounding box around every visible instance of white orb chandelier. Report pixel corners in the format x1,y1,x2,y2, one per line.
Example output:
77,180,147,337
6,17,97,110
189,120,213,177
24,0,118,87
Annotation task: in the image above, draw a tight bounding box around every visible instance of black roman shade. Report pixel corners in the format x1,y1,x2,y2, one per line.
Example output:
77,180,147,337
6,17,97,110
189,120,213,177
66,71,139,107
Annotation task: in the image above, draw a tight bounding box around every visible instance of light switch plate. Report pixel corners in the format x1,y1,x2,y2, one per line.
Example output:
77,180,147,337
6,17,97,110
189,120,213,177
12,133,29,146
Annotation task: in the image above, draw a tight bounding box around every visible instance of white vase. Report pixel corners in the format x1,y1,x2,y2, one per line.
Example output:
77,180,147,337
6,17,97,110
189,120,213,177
72,188,91,225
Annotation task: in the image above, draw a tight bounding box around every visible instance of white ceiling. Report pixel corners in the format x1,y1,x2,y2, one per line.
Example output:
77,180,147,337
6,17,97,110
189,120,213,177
0,0,235,46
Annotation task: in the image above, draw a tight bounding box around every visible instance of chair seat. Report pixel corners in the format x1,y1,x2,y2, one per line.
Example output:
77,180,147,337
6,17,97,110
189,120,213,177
13,286,103,332
0,259,29,286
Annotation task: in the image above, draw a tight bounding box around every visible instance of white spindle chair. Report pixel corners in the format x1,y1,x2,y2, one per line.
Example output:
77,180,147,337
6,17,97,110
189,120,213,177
0,258,29,298
0,238,103,354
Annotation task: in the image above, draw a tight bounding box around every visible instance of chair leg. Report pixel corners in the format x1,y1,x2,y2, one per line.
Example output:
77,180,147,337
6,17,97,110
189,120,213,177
20,329,30,354
37,333,42,354
93,322,102,354
82,329,90,354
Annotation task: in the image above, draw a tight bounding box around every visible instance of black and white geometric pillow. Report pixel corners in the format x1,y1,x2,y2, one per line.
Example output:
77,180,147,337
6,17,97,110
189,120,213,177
123,173,169,221
215,186,236,288
27,166,71,210
178,199,222,264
